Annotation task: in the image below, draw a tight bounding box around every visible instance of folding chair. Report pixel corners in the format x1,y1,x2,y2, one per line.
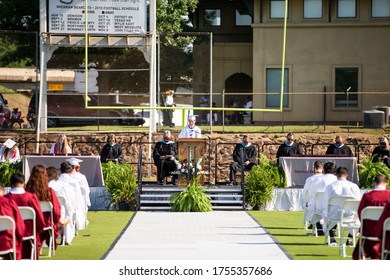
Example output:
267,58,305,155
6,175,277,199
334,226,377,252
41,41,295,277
56,195,67,246
359,206,384,260
381,217,390,260
324,195,355,246
80,187,88,229
338,199,360,257
39,201,55,257
18,207,37,260
311,191,325,237
0,216,16,260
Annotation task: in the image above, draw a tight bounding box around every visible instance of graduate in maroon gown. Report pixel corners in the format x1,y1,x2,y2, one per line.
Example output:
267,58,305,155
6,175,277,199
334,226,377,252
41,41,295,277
352,174,390,259
5,172,45,259
377,202,390,259
0,184,25,260
25,165,62,252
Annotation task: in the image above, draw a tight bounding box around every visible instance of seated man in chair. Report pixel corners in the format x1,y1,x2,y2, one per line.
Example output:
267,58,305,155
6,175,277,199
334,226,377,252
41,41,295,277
229,135,257,185
153,130,178,185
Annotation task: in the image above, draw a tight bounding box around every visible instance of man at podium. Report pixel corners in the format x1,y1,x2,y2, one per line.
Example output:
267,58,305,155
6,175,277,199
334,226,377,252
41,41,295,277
178,115,202,138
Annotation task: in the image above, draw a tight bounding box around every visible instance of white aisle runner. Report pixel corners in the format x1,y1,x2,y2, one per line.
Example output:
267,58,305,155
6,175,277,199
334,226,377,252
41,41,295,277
104,211,290,260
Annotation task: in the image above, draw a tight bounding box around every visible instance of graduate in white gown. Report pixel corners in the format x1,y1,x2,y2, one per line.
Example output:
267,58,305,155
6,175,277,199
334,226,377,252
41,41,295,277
47,166,76,245
58,161,86,233
66,158,90,227
178,115,202,138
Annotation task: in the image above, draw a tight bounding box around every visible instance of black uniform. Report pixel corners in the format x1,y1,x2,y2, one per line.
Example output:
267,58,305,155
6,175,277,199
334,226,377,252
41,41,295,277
153,140,178,184
276,142,302,163
100,143,124,164
371,146,390,167
325,144,353,157
229,142,257,183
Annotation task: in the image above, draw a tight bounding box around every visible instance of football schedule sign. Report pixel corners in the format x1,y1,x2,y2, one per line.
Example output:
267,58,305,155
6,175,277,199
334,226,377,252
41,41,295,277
48,0,147,35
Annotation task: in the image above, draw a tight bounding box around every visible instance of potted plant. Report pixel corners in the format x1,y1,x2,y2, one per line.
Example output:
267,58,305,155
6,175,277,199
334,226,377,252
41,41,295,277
170,175,212,212
244,154,286,210
359,159,390,189
102,161,138,210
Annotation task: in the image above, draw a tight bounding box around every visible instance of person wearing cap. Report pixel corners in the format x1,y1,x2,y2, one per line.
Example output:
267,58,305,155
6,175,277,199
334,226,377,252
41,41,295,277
58,161,85,238
50,134,72,155
153,130,178,185
66,157,91,227
229,135,257,185
100,134,124,164
162,89,175,127
178,115,202,138
0,138,21,163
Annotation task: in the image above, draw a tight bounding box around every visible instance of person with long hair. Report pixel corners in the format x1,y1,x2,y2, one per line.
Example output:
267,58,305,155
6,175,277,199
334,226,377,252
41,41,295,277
50,134,72,155
5,172,45,259
25,165,62,252
0,138,21,163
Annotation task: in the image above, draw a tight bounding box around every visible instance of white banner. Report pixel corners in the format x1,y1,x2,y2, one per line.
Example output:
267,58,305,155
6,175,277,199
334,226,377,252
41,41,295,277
48,0,147,34
279,157,359,187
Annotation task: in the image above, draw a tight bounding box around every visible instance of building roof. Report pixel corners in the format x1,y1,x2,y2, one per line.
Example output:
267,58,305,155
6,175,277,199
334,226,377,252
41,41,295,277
0,68,75,83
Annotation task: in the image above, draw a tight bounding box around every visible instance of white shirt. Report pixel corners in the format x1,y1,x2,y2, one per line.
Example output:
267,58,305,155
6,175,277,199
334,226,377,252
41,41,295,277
323,178,361,221
49,143,72,154
71,171,91,207
165,94,174,106
178,125,202,138
0,146,21,163
303,173,324,221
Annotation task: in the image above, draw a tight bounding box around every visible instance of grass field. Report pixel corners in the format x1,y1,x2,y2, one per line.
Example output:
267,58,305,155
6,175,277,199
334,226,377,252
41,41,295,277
44,210,356,260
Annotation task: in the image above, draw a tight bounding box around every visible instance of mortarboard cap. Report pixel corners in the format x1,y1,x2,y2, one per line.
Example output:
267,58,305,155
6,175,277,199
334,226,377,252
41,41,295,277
3,139,16,149
188,115,196,121
66,157,83,166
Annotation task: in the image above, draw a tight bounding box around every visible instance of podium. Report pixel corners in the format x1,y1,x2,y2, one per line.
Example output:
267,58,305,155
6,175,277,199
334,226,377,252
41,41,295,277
176,138,207,187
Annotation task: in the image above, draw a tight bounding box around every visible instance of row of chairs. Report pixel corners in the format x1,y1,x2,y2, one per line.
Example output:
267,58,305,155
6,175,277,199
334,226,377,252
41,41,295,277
304,193,390,259
0,201,55,260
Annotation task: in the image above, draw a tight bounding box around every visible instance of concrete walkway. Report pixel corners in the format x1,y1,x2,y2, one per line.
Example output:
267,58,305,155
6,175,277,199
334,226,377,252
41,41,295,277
104,211,290,260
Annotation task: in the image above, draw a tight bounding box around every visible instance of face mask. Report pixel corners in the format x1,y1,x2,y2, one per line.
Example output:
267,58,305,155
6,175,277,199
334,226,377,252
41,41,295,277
164,137,170,142
285,141,293,147
110,143,115,147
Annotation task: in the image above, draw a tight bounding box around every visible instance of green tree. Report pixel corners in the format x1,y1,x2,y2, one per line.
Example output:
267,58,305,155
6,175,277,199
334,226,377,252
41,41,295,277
0,0,39,67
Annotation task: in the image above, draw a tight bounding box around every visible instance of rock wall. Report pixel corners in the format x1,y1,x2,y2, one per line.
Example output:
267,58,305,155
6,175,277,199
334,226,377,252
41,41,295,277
0,131,385,184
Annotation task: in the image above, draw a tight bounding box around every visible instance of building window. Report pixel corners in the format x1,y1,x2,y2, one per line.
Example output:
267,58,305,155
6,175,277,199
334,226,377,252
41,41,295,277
337,0,356,18
204,9,221,26
270,0,287,19
304,0,323,18
372,0,390,17
266,68,289,108
335,68,358,107
235,8,252,26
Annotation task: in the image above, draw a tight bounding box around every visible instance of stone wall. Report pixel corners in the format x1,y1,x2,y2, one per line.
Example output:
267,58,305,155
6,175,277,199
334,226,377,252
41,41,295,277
0,131,385,184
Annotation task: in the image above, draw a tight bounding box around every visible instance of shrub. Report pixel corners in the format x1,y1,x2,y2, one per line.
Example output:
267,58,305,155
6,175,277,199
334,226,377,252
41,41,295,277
0,161,22,187
358,159,390,189
170,176,212,212
102,162,138,210
244,154,286,210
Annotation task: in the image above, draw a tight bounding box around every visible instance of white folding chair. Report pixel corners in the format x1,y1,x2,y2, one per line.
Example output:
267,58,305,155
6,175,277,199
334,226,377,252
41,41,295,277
39,201,55,257
381,217,390,260
359,206,384,260
324,195,355,245
0,216,16,260
80,187,88,229
311,191,325,237
339,199,360,257
18,207,37,260
56,195,67,246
